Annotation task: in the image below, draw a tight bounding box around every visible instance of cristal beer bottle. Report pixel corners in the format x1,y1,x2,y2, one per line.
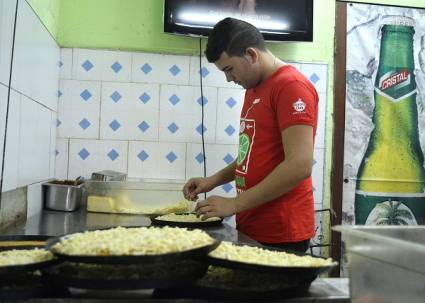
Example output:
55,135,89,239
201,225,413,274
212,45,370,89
355,16,425,225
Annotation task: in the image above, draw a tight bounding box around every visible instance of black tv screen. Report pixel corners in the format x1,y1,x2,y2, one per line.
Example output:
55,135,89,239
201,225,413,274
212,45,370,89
163,0,313,42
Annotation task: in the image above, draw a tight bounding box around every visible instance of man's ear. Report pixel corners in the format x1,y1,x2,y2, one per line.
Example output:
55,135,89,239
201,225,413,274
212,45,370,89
245,47,259,64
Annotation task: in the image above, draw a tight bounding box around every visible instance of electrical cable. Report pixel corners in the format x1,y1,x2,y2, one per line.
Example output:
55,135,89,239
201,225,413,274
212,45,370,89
0,0,19,206
199,37,207,200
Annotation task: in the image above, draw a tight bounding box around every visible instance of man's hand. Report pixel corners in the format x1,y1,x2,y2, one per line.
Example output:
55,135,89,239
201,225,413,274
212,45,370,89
195,195,237,219
183,177,215,201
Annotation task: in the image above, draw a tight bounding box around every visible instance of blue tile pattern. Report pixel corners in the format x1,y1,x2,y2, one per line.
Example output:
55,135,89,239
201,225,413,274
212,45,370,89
138,121,150,132
107,149,119,161
309,73,320,84
78,148,90,160
109,120,121,132
80,89,92,101
137,150,149,162
110,91,122,103
82,60,94,71
169,94,180,106
141,63,152,74
224,125,235,136
195,153,204,164
225,97,237,108
197,96,208,106
111,61,122,73
166,151,177,163
222,183,233,193
169,64,181,76
79,118,91,130
168,122,178,134
196,124,207,135
199,67,210,78
139,93,151,104
223,154,234,165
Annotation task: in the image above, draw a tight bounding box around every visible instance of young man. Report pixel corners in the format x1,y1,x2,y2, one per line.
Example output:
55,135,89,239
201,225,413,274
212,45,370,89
183,17,318,252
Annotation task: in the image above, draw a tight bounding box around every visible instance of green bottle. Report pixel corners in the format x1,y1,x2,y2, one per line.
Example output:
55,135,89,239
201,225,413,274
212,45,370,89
355,16,425,225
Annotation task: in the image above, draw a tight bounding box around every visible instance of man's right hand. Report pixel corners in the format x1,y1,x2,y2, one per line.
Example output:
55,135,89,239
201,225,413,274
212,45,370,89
183,177,215,201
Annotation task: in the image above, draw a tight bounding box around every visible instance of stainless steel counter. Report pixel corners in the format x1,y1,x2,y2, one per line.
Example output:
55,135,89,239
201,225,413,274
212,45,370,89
0,209,350,302
1,208,257,245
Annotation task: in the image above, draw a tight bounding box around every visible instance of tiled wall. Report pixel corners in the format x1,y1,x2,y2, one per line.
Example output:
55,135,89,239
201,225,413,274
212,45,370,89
57,48,328,199
56,48,329,248
0,0,59,219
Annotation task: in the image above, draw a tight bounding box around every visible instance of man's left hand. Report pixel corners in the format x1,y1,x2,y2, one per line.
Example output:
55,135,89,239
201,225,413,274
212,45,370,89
195,195,237,219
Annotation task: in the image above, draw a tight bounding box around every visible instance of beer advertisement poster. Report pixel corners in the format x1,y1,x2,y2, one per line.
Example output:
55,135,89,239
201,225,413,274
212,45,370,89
343,3,425,227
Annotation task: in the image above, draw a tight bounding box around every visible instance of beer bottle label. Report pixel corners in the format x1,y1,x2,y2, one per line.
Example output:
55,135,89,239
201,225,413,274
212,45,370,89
355,190,425,225
375,68,416,102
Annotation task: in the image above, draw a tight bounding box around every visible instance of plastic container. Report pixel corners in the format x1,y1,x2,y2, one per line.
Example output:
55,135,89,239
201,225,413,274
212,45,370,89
334,225,425,303
84,179,193,215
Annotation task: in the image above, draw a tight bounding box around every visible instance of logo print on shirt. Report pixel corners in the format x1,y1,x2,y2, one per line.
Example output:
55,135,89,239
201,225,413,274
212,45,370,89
292,98,306,114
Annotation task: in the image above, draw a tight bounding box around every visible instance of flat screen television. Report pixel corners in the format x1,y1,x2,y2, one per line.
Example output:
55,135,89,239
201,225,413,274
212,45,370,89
163,0,313,42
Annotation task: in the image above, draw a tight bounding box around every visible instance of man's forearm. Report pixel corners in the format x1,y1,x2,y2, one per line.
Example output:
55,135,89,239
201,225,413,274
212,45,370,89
209,161,237,188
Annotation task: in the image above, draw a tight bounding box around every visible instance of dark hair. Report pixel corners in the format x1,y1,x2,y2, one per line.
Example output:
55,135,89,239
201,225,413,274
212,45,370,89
205,17,266,63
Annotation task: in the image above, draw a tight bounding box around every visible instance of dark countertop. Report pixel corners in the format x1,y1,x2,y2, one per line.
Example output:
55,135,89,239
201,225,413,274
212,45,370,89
0,209,350,302
1,208,256,245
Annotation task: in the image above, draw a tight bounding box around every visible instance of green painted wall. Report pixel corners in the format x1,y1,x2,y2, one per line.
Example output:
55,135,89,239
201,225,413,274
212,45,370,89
27,0,60,38
56,0,337,64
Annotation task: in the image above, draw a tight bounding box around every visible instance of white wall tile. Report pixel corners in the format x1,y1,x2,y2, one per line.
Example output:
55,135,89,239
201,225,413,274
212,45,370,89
185,143,237,198
216,88,244,144
132,52,190,85
73,49,132,82
100,110,159,141
100,82,160,140
185,143,238,181
57,109,100,139
1,88,20,192
0,0,16,86
59,48,73,79
26,181,44,219
312,148,325,206
189,86,218,143
101,50,132,82
49,111,57,179
128,141,186,180
68,139,128,179
300,63,328,94
159,85,194,142
18,96,52,187
0,84,6,183
159,110,192,143
12,0,59,111
189,56,239,89
57,80,101,139
55,138,69,180
72,48,103,81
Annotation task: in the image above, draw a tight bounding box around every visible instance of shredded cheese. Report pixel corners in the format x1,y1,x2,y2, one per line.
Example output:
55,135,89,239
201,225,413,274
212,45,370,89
155,213,221,222
209,241,336,267
0,248,53,267
52,226,215,256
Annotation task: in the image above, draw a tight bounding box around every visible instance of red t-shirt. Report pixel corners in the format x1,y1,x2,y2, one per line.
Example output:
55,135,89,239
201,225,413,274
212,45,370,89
235,65,318,243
